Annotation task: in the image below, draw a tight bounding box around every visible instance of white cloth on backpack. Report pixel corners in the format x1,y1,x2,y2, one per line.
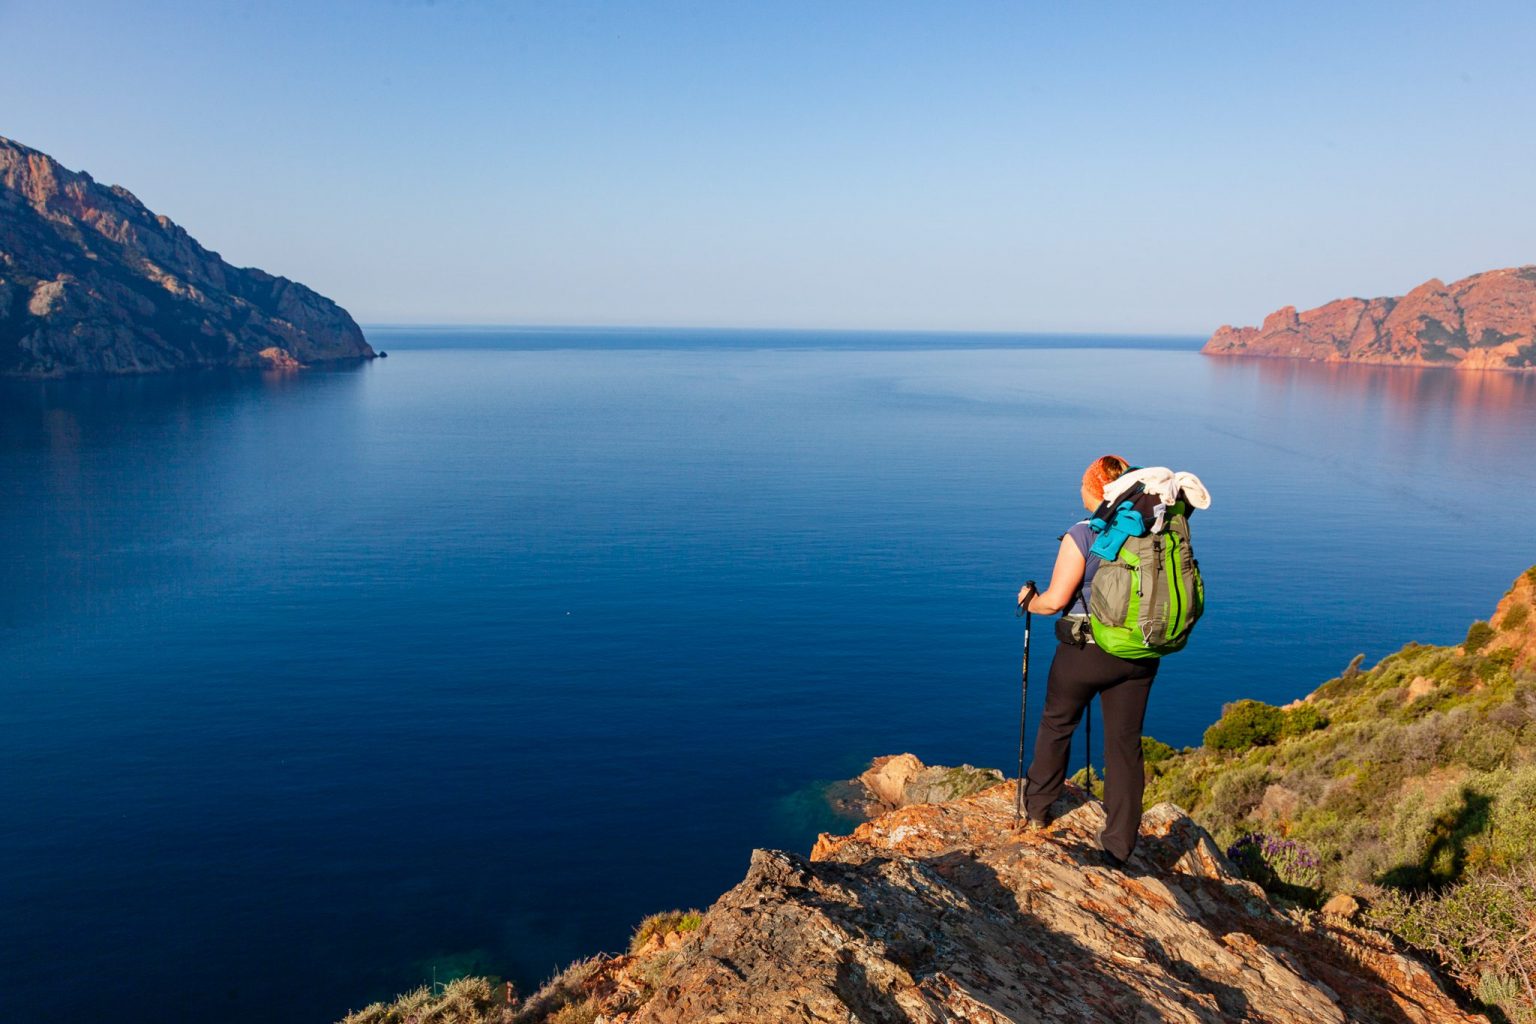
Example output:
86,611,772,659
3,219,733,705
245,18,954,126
1103,467,1211,510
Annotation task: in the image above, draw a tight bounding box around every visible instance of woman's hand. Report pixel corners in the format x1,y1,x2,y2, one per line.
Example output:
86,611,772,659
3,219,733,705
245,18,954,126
1017,582,1037,609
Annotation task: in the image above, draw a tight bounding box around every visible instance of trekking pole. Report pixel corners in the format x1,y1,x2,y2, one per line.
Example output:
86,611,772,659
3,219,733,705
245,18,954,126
1014,581,1037,823
1084,696,1094,800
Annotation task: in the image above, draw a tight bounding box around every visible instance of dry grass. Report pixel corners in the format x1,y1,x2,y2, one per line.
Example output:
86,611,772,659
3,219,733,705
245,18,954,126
628,908,703,955
340,976,512,1024
508,956,603,1024
1364,866,1536,1023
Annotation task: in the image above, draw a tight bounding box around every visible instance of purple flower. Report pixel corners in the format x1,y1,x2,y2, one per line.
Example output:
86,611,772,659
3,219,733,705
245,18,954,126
1228,832,1321,889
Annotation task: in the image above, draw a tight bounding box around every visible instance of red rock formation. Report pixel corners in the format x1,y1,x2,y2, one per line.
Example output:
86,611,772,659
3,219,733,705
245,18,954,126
0,135,373,378
257,346,303,371
1204,268,1536,371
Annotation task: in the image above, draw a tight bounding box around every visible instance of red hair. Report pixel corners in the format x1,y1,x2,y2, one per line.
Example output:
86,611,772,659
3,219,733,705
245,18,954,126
1082,455,1130,504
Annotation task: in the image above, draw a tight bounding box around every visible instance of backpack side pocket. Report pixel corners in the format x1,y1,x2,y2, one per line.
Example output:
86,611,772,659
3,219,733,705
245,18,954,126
1089,559,1133,628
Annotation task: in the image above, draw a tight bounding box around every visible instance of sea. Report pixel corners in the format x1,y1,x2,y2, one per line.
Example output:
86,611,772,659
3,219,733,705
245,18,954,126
2,328,1533,1023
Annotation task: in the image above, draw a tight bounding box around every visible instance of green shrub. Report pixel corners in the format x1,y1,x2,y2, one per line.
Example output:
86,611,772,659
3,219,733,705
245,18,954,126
1207,763,1271,823
1465,621,1496,654
1502,602,1529,632
1141,736,1177,764
1204,700,1286,752
1452,723,1519,772
1432,656,1473,685
1315,654,1368,700
1487,648,1519,672
1488,764,1536,870
1069,765,1102,798
1363,868,1536,1023
1281,703,1327,738
1151,770,1207,814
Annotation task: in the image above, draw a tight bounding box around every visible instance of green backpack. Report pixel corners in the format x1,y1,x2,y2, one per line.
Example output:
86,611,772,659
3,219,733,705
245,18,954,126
1086,494,1205,659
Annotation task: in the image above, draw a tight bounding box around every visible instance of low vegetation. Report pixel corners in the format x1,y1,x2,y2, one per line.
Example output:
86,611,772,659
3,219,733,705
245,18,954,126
340,976,512,1024
627,908,703,955
1146,566,1536,1022
340,907,710,1024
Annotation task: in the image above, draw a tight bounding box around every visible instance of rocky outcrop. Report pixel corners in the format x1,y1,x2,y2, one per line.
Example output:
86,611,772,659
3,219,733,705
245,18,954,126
0,135,373,377
1488,567,1536,672
828,753,1006,819
1203,267,1536,371
531,782,1482,1023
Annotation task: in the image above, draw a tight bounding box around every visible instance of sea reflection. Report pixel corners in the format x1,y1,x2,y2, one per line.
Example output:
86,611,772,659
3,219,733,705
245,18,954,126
0,362,373,456
1211,355,1536,414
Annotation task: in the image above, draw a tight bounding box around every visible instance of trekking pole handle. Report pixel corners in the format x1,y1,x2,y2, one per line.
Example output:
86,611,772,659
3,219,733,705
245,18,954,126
1017,581,1037,617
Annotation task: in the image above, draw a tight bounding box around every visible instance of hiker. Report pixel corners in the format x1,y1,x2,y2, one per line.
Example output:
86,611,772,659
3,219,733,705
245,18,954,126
1015,455,1155,868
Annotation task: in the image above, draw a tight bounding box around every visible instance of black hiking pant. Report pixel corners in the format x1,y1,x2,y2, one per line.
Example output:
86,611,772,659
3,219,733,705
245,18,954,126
1023,640,1158,861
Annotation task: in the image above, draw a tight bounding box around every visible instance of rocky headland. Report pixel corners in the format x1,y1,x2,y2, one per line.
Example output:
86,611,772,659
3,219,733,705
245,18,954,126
0,136,373,378
1203,267,1536,371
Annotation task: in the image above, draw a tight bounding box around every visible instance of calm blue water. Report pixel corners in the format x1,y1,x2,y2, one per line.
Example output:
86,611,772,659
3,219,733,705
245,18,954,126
3,329,1533,1023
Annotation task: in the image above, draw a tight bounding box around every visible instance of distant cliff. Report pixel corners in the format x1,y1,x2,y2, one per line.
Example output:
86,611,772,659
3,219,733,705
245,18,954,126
1203,267,1536,371
0,136,373,378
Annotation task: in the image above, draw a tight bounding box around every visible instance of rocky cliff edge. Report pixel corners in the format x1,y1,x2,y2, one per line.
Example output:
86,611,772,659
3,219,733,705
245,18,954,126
512,784,1483,1024
0,135,373,377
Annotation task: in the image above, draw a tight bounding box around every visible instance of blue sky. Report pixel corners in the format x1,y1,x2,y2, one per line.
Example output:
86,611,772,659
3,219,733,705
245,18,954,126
3,0,1533,332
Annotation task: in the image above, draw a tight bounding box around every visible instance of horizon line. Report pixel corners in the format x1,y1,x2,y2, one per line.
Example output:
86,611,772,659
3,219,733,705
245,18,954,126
360,322,1210,340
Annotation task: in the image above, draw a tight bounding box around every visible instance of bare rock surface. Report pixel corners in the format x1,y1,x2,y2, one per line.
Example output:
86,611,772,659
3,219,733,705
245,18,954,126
611,781,1482,1024
0,135,373,377
1203,267,1536,371
832,753,1006,819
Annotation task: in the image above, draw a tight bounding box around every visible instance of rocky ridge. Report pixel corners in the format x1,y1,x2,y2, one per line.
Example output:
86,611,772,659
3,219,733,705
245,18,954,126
1203,267,1536,371
1487,567,1536,673
492,784,1483,1024
0,136,372,377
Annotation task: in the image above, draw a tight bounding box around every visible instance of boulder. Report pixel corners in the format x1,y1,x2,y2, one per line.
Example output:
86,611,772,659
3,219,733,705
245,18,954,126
838,753,1007,818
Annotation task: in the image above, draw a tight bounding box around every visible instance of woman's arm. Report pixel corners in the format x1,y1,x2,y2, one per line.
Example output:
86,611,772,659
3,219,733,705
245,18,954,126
1017,535,1086,615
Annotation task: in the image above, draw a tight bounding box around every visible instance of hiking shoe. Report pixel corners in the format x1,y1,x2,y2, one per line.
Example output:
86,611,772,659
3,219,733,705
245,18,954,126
1094,830,1128,869
1094,848,1127,870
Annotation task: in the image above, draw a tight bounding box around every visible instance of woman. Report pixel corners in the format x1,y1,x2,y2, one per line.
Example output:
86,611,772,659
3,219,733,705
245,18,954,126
1015,454,1157,868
